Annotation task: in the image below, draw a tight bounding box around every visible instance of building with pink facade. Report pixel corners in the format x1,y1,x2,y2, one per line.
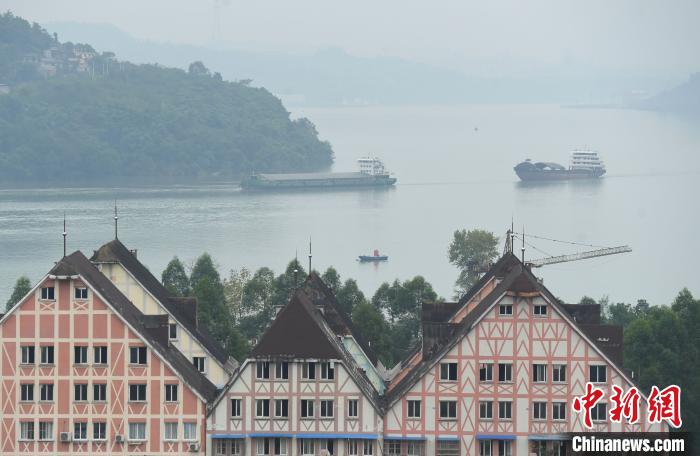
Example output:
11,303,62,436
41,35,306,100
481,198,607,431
0,250,220,455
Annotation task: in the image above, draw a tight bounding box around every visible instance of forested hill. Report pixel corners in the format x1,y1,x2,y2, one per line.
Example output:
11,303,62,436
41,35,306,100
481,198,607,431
0,13,333,182
633,72,700,116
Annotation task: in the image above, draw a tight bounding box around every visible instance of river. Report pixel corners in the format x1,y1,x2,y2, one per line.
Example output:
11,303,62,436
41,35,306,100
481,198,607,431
0,104,698,305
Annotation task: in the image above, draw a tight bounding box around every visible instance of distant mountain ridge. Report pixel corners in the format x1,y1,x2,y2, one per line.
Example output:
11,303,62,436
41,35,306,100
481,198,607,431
0,13,333,183
45,21,672,107
633,72,700,115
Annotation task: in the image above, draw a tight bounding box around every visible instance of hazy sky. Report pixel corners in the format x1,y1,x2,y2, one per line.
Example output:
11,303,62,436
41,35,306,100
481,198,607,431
4,0,699,77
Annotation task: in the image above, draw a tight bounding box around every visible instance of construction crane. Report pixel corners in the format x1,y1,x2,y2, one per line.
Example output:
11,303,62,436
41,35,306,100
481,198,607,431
503,228,632,268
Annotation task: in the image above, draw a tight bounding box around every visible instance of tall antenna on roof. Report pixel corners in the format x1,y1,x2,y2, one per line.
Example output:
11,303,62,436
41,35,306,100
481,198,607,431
308,237,312,273
521,225,526,264
62,212,67,257
114,201,119,240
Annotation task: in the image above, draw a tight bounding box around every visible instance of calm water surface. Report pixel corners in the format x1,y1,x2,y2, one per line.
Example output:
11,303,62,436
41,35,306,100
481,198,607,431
1,105,698,304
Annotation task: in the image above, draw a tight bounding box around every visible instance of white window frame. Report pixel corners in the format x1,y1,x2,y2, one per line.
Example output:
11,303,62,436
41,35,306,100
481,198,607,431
533,364,547,383
479,363,493,382
40,286,55,300
533,304,547,316
74,383,88,402
21,346,35,365
93,422,107,441
256,361,270,379
164,422,178,441
20,383,34,402
231,398,242,418
498,401,512,420
302,362,316,380
129,384,147,402
479,401,493,420
320,362,335,380
73,422,88,441
363,440,373,456
498,441,512,456
93,383,107,402
19,422,34,441
128,422,146,441
74,345,88,364
499,304,513,316
40,346,54,365
533,402,547,420
168,323,178,340
39,383,53,402
129,346,147,365
479,440,492,456
256,399,270,418
193,356,207,373
165,384,178,402
591,403,607,422
498,363,512,383
439,362,458,382
320,399,334,418
552,402,566,421
275,399,289,418
301,439,314,455
74,287,88,300
347,440,358,456
347,398,359,418
275,362,288,380
300,399,314,418
93,346,108,365
407,399,421,419
439,400,457,420
552,364,566,383
183,422,197,441
38,421,53,441
589,365,607,383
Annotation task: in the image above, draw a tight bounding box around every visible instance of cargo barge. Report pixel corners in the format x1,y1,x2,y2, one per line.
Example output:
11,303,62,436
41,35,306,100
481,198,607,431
514,150,606,181
242,157,397,190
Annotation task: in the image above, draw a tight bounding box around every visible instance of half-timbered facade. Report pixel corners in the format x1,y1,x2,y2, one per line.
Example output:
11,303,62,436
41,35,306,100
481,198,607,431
384,254,666,456
90,239,237,388
0,251,218,455
207,275,384,456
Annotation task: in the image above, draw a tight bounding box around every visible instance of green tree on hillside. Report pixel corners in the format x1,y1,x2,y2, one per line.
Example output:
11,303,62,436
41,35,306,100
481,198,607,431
448,229,499,296
161,257,190,296
5,276,31,311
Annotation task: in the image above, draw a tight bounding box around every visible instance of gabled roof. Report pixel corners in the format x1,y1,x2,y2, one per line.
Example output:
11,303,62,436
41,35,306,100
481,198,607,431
301,273,379,365
387,256,630,405
49,251,219,401
214,286,384,416
90,239,230,366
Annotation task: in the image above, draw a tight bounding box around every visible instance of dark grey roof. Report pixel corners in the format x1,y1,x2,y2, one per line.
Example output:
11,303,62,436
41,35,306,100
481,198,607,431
51,251,219,402
90,239,230,366
387,255,629,405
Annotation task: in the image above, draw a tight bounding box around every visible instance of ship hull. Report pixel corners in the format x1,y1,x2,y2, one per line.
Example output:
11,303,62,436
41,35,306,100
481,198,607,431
242,172,397,190
514,168,605,181
358,255,388,262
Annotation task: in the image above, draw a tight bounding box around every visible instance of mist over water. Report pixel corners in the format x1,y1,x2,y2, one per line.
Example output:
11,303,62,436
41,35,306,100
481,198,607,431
0,104,698,305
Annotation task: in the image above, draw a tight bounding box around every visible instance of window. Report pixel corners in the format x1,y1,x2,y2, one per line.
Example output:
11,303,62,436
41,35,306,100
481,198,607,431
257,438,270,455
553,402,566,421
552,364,566,383
129,384,147,402
93,422,106,441
276,362,288,380
274,438,289,455
19,422,34,441
129,346,147,365
73,422,87,441
363,440,373,455
40,383,53,401
193,356,206,373
534,304,547,316
439,400,457,419
21,346,35,364
533,364,547,383
165,384,178,402
479,363,493,382
300,399,314,418
215,440,228,456
532,441,546,456
498,401,512,420
407,399,421,418
40,346,54,365
183,422,197,441
301,439,314,455
74,383,88,401
498,363,512,382
302,362,316,380
589,365,607,383
347,440,358,456
591,403,607,422
256,361,270,379
479,440,492,456
499,304,513,315
319,439,334,455
386,441,401,455
74,287,88,299
320,399,334,418
232,440,243,455
320,362,335,380
479,401,493,419
168,323,178,340
275,399,289,418
20,384,34,401
407,442,423,456
94,346,108,365
499,441,512,456
128,422,146,441
93,383,107,401
231,398,242,417
348,399,359,418
164,422,178,441
39,422,53,441
256,399,270,417
74,346,88,364
440,362,458,381
41,286,55,300
533,402,547,420
437,440,459,456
